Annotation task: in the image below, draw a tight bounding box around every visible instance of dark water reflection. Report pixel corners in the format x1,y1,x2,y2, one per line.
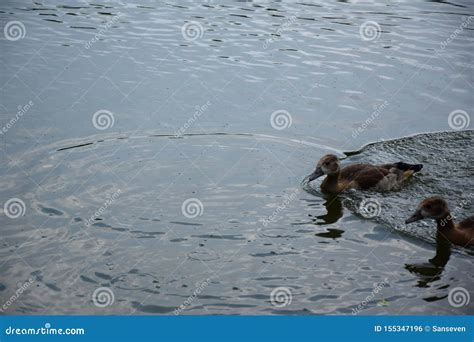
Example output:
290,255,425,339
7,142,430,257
406,234,452,289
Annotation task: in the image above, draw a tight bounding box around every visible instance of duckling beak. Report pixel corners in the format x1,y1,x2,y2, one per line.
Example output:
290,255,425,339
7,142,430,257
308,167,324,182
405,210,423,224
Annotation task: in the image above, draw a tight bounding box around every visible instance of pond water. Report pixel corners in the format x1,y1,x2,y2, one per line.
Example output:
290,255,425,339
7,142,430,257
0,0,473,315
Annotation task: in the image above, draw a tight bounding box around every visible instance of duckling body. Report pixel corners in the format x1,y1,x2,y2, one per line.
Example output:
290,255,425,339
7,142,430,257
406,196,474,247
437,216,474,246
308,155,422,194
458,216,474,230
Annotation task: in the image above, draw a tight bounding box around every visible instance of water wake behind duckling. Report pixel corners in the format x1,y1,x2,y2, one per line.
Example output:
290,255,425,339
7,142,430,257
343,130,473,249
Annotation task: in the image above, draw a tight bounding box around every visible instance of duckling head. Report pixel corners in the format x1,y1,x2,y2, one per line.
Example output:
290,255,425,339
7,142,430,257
405,196,449,224
308,154,340,182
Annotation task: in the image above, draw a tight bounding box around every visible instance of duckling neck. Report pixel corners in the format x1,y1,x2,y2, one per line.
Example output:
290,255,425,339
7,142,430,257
436,212,455,231
321,172,340,193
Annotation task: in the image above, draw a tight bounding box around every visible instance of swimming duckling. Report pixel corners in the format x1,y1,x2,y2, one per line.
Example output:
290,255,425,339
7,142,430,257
405,196,474,247
307,154,423,193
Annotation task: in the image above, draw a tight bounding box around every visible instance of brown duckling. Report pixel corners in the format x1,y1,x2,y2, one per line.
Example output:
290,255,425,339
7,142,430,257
406,196,474,247
307,154,423,194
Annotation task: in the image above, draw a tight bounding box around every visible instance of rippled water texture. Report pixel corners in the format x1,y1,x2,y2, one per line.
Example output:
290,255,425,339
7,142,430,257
0,1,473,315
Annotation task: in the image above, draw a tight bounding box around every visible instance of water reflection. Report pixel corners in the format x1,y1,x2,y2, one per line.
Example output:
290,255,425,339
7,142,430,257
303,181,344,228
405,234,452,288
314,195,344,226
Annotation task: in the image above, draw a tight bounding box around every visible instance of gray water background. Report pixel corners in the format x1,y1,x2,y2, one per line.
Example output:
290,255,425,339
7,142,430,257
0,0,473,315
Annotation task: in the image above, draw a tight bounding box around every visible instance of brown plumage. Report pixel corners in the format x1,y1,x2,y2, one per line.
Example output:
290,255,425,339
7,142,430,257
405,196,474,247
307,154,423,193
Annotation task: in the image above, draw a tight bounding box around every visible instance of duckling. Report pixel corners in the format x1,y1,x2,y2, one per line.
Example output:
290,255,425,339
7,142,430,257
405,196,474,247
307,154,423,193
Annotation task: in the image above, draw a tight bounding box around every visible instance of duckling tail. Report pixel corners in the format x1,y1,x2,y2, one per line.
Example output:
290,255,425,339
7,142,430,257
394,162,423,173
403,169,415,180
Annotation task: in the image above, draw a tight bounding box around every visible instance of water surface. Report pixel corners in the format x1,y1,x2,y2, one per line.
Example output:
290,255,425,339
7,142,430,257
0,0,473,315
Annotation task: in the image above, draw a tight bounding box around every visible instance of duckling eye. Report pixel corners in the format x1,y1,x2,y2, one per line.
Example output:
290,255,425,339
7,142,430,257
324,162,329,166
425,204,432,210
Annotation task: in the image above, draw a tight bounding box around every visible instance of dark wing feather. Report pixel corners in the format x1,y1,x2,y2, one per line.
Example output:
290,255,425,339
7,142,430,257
379,162,423,173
